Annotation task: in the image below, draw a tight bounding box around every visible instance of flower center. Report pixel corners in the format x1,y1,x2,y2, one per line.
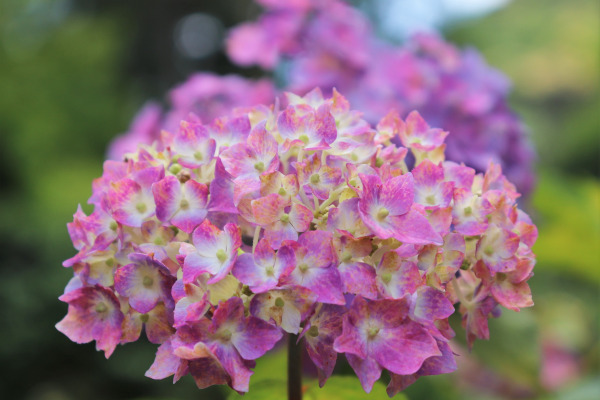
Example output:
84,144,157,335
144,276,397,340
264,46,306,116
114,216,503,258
95,302,108,314
380,272,392,284
367,326,380,340
484,247,494,257
298,263,309,273
425,194,436,205
265,266,274,277
278,187,287,196
463,206,473,216
220,329,232,342
140,314,149,323
299,134,310,144
179,199,190,210
143,276,154,288
377,207,390,221
310,173,320,184
280,214,290,223
194,151,203,161
216,249,228,263
136,202,147,214
307,325,319,338
254,161,265,172
274,297,285,308
109,221,118,231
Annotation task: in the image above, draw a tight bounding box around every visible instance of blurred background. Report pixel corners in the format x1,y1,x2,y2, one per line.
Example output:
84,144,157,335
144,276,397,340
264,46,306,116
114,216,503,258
0,0,597,399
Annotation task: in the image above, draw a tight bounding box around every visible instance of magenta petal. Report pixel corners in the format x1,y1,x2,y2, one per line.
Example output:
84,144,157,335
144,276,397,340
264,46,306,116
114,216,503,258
301,267,345,305
380,173,414,216
491,279,533,311
56,286,123,358
303,304,345,387
358,173,382,209
145,340,183,381
346,353,382,393
371,318,441,375
208,158,237,214
386,373,418,396
263,224,298,251
297,230,335,264
213,343,253,392
387,339,457,396
232,241,295,293
377,254,422,299
389,208,443,245
288,203,313,232
418,340,457,376
153,175,181,222
246,121,278,160
171,179,209,233
231,253,263,289
114,256,174,314
144,303,176,344
339,261,378,300
188,356,231,389
411,286,455,324
109,178,155,227
232,316,283,360
334,296,435,383
252,193,286,226
333,308,368,359
184,221,241,284
249,287,316,334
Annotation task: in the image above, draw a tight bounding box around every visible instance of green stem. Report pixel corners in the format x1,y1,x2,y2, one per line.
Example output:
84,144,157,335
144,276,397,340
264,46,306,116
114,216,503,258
288,334,302,400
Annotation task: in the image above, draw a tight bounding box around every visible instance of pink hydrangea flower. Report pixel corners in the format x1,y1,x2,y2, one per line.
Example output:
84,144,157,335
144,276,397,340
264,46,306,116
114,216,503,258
59,88,536,395
333,296,441,392
181,220,241,284
358,172,443,245
152,175,209,234
56,285,123,358
232,239,295,293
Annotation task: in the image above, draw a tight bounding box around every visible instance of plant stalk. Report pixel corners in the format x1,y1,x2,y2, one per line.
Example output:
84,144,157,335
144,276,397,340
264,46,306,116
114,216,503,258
288,334,302,400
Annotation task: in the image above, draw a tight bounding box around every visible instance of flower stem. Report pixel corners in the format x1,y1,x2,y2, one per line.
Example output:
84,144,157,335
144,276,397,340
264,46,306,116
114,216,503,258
288,334,302,400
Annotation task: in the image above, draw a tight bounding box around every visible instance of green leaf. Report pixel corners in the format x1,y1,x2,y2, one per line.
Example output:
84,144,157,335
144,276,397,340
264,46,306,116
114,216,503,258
304,375,402,400
227,375,405,400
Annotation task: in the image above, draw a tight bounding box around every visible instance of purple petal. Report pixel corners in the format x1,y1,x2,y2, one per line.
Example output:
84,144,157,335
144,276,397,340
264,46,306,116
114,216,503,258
388,208,443,245
346,353,382,393
232,316,283,360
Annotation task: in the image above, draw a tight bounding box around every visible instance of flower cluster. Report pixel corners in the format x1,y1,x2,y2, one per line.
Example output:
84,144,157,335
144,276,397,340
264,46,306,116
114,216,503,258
108,74,275,160
225,0,536,195
110,0,535,195
57,89,537,396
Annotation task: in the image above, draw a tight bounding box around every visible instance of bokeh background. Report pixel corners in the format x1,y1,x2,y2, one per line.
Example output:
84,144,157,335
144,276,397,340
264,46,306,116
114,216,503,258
0,0,598,399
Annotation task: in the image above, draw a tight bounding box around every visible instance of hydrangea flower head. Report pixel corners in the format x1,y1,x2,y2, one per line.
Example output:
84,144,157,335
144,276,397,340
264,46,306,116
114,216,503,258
58,89,536,395
224,0,536,195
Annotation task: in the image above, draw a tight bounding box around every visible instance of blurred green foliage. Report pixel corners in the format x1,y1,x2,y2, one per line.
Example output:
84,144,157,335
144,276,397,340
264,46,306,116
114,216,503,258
224,346,400,400
448,0,599,176
532,172,600,282
0,0,598,399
